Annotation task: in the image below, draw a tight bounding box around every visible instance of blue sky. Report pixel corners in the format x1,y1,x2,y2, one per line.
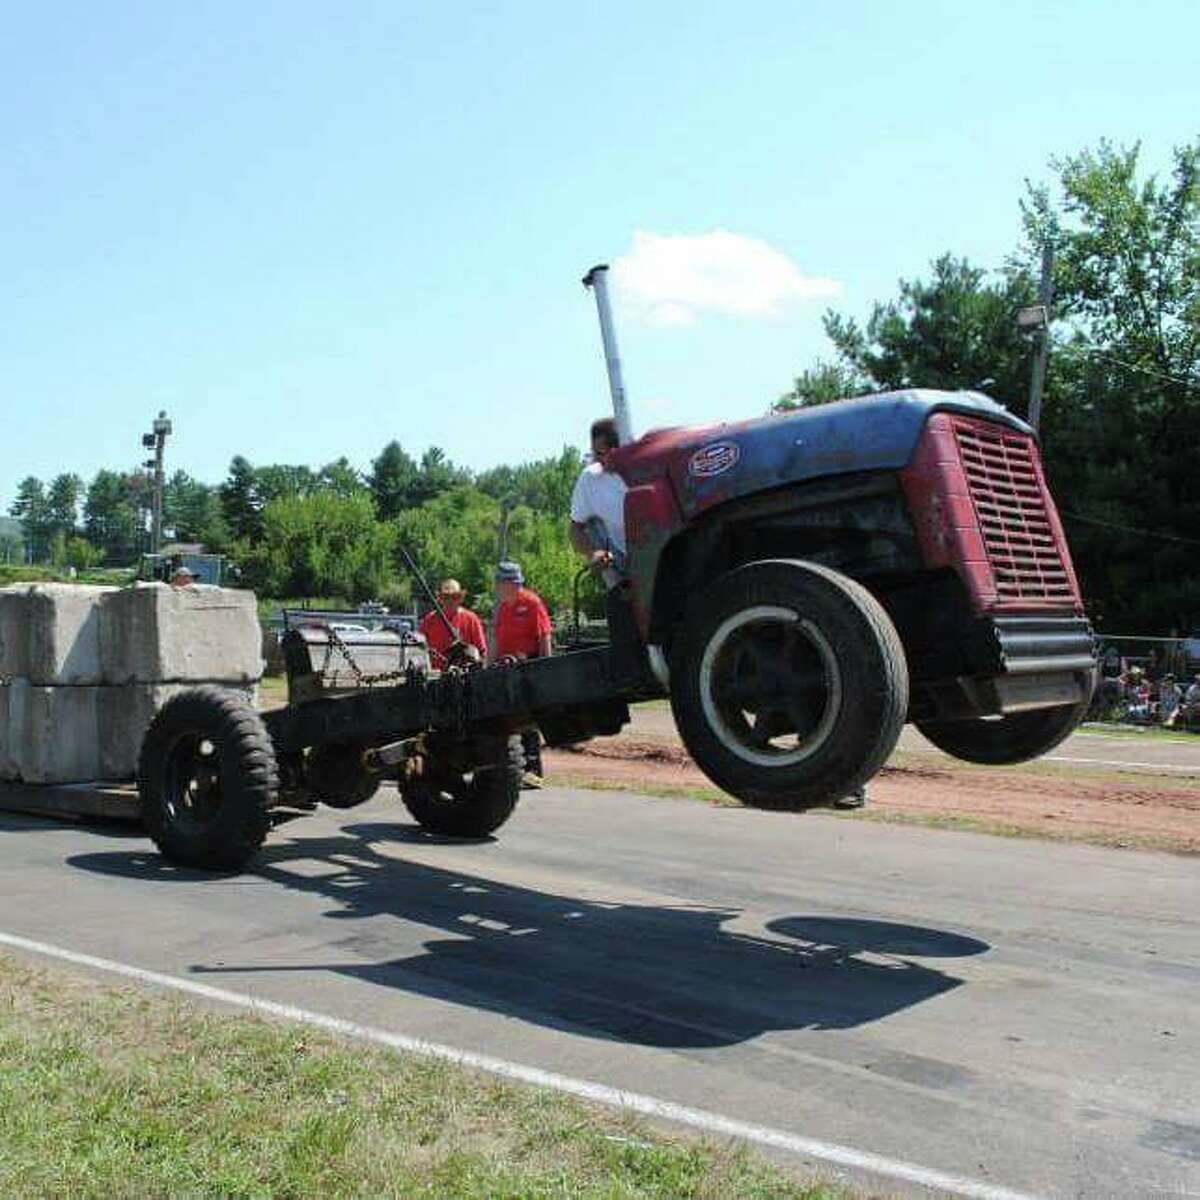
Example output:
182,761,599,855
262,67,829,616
2,1,1196,508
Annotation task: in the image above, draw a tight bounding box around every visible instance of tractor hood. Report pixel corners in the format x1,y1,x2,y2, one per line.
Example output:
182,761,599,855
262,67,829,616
610,389,1030,520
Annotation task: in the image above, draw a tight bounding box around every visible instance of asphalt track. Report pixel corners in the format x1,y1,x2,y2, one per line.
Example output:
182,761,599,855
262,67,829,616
1,784,1197,1197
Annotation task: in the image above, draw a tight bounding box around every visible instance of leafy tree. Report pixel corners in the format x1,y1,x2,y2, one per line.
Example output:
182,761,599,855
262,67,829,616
477,447,584,519
367,440,419,520
165,471,228,549
410,447,471,507
256,464,318,506
395,484,589,620
9,477,51,561
239,491,396,602
84,469,143,563
0,525,22,564
1018,139,1200,632
394,486,505,608
317,457,364,497
774,361,870,411
65,536,104,571
220,456,263,542
46,473,83,538
819,253,1037,413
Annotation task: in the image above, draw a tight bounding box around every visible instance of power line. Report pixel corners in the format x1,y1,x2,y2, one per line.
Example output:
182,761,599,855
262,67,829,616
1056,345,1199,391
1062,510,1200,547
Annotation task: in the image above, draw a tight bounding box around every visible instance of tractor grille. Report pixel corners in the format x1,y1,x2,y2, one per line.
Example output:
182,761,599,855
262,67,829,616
951,417,1076,605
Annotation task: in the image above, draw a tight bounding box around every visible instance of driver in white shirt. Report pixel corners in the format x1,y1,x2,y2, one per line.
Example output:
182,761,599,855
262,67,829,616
569,417,629,572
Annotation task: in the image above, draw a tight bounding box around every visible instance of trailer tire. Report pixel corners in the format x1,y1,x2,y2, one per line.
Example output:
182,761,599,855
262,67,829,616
306,744,382,809
670,559,908,810
138,686,278,872
916,701,1086,765
401,736,523,837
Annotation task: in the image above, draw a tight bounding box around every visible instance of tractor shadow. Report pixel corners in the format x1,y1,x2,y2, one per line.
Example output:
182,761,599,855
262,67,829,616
68,819,989,1049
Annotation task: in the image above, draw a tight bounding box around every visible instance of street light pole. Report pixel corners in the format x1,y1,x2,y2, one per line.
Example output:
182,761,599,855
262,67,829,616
142,411,172,555
1026,243,1055,434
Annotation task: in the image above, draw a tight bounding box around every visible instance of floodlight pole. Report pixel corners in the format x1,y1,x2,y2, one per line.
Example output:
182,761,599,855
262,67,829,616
1027,243,1055,434
144,411,172,555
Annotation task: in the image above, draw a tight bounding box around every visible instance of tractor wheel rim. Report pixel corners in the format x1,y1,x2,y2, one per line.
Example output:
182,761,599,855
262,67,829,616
699,605,842,767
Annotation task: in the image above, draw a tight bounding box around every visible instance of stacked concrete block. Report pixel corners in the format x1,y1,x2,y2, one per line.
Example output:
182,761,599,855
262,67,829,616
100,584,262,685
0,583,263,784
0,585,34,681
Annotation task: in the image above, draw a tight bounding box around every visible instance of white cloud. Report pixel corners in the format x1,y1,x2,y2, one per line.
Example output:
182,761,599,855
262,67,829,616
613,229,841,326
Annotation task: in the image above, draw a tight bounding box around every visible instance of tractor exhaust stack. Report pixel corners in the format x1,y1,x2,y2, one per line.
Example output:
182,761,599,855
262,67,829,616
583,263,633,444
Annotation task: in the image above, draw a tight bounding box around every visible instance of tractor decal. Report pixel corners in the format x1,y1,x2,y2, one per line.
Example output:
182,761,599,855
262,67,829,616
688,440,741,478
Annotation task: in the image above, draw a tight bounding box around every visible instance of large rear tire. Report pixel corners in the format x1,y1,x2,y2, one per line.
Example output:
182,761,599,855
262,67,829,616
400,735,523,837
916,701,1086,765
306,743,382,809
138,686,278,871
670,560,908,810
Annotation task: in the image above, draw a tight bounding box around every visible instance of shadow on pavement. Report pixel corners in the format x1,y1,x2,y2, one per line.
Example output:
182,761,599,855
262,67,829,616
67,819,990,1048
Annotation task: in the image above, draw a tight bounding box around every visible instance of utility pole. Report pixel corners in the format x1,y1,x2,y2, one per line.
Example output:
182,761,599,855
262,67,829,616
1025,243,1055,434
142,411,172,555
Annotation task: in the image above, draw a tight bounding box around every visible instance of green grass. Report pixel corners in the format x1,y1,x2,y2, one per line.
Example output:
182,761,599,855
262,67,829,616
847,806,1195,855
1077,722,1200,746
0,565,135,587
257,595,353,621
0,952,845,1200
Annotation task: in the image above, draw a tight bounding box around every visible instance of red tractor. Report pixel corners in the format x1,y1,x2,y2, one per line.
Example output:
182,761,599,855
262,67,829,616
137,266,1095,871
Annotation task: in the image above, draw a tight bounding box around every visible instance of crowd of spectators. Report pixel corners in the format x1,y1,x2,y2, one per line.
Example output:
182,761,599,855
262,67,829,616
1092,646,1200,730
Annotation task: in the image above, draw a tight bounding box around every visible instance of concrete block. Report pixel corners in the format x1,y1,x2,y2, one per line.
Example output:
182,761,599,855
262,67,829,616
0,680,259,784
0,682,19,780
97,683,256,779
100,584,264,685
27,584,114,685
0,586,32,681
2,682,104,785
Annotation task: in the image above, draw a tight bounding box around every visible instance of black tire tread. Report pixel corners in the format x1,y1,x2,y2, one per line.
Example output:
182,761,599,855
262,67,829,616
916,701,1087,766
138,685,278,871
400,736,523,837
671,559,908,810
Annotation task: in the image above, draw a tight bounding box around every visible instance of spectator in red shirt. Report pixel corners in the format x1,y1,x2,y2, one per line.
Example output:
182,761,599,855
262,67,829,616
493,560,552,787
493,561,552,661
418,578,488,670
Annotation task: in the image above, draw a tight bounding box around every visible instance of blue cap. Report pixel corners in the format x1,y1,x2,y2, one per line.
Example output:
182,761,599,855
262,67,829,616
494,560,524,584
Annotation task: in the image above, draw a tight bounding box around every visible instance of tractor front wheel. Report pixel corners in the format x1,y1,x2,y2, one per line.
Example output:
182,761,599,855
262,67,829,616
670,559,908,810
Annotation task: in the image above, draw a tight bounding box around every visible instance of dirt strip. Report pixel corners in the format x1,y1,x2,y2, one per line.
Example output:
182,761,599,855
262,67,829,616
545,738,1200,854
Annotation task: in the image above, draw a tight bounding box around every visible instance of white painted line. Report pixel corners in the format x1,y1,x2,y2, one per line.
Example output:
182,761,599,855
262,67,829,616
1045,754,1200,774
0,928,1039,1200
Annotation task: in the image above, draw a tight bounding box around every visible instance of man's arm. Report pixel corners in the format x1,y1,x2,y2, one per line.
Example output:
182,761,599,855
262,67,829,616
570,519,612,566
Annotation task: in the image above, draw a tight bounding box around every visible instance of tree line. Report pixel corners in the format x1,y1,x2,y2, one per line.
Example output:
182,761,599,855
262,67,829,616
777,139,1199,636
8,442,590,616
9,138,1197,632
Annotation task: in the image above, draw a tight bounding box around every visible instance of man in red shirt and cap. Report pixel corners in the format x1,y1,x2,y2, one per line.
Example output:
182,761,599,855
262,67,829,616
492,560,552,786
419,578,488,670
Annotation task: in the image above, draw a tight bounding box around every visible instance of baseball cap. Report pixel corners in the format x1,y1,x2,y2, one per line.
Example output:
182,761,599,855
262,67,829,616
494,560,524,584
